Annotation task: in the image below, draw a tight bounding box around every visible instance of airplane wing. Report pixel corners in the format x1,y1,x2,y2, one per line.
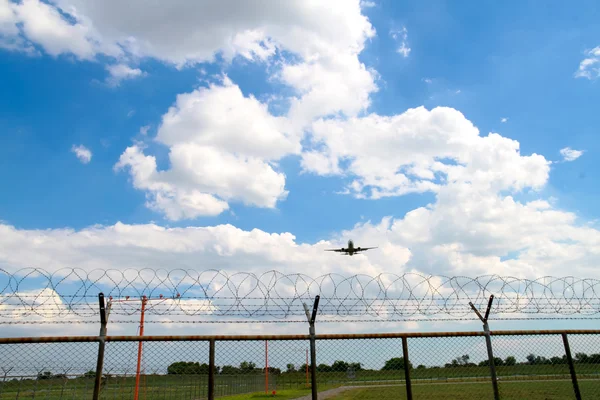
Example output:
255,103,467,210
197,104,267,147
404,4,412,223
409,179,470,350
355,247,377,252
325,248,347,252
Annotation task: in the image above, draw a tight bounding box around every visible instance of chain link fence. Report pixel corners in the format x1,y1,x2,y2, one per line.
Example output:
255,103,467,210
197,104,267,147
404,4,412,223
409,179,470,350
1,331,600,400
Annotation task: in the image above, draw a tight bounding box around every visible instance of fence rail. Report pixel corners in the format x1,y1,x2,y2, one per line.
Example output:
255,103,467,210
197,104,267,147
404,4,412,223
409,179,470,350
2,329,600,400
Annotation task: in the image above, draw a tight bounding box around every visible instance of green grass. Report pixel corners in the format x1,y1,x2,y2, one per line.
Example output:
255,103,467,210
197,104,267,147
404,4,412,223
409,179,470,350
216,384,341,400
327,380,600,400
2,367,600,400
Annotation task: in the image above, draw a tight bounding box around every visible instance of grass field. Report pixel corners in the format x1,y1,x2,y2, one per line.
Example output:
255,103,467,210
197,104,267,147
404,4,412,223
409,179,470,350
1,366,600,399
326,380,600,400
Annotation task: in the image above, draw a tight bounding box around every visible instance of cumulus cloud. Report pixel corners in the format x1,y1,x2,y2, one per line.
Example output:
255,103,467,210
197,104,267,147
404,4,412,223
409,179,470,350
301,106,550,199
2,1,377,125
115,78,299,220
501,117,508,123
71,144,92,164
1,0,119,59
0,189,598,285
575,46,600,80
105,63,145,86
560,147,584,162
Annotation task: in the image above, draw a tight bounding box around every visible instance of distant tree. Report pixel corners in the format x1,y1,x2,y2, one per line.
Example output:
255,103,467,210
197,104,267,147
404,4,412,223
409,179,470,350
239,361,256,373
416,365,426,370
299,363,308,372
167,361,209,375
317,364,332,373
446,354,477,368
348,362,363,372
82,370,96,379
589,354,600,363
478,358,503,367
331,360,349,372
504,356,516,366
382,357,412,371
575,353,589,363
550,356,567,365
286,364,296,373
220,365,239,375
262,367,281,375
526,354,550,365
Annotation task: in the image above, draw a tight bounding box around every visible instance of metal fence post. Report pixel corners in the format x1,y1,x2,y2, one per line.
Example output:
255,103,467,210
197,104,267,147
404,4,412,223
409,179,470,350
470,295,500,400
92,293,107,400
401,336,413,400
303,295,320,400
562,333,582,400
208,339,215,400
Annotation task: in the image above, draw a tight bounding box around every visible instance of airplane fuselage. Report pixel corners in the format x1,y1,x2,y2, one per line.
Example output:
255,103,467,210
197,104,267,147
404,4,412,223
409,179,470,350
347,240,355,255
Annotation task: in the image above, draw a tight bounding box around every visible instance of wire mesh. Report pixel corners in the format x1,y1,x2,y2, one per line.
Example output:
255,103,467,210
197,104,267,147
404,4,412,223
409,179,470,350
491,333,575,399
213,339,314,398
314,338,408,399
3,333,600,399
0,341,98,400
406,335,492,399
567,333,600,398
102,340,210,400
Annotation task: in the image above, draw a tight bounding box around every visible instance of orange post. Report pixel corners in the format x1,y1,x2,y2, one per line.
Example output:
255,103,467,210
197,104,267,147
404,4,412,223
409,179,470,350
134,296,147,400
265,340,269,393
306,349,309,387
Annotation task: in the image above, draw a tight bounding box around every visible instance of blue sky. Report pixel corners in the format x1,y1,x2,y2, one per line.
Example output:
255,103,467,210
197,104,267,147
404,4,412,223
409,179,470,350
1,0,600,335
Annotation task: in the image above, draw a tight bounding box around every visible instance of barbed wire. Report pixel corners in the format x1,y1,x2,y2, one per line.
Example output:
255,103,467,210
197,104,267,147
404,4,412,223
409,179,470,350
2,268,600,323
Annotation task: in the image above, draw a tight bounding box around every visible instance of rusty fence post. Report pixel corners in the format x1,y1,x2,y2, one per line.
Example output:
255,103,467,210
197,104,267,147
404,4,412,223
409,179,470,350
562,333,582,400
402,336,413,400
469,295,500,400
208,339,215,400
92,293,107,400
303,295,320,400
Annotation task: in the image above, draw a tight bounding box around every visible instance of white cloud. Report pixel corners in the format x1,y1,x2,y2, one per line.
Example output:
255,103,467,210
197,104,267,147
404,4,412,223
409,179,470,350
302,106,550,199
71,144,92,164
139,125,150,135
0,191,599,295
105,63,145,86
2,0,118,59
423,78,432,84
115,78,299,220
560,147,584,162
2,1,377,125
501,117,508,123
0,0,30,52
575,46,600,80
360,1,377,8
391,27,411,58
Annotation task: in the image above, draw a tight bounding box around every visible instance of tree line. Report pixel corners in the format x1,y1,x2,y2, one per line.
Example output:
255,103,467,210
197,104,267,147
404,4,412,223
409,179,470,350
34,351,599,380
166,351,600,375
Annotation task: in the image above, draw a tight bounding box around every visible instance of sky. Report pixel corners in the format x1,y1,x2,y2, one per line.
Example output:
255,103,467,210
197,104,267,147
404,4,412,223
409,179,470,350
1,0,600,339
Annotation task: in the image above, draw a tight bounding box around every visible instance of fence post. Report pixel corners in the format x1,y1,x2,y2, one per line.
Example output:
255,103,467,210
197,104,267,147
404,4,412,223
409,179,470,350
562,333,582,400
303,295,320,400
469,295,500,400
92,293,107,400
401,336,413,400
208,339,215,400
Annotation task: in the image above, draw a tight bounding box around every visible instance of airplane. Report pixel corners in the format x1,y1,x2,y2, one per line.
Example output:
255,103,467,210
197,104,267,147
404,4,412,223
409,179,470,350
324,240,377,256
